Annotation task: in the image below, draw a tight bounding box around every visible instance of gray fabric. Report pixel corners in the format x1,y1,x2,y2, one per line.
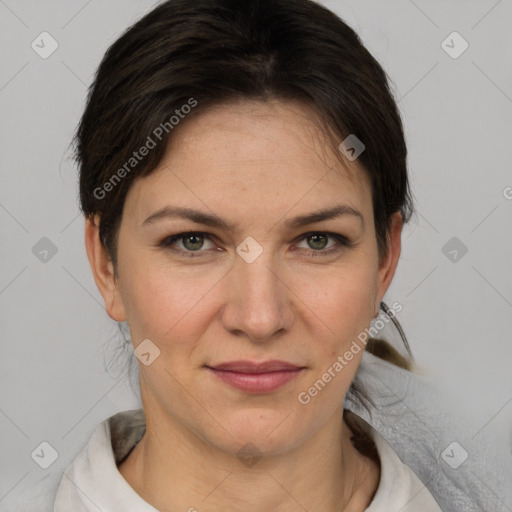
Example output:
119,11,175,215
1,350,510,511
344,352,512,511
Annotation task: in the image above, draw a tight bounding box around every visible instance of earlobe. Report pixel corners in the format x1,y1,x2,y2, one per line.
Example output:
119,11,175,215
84,216,126,322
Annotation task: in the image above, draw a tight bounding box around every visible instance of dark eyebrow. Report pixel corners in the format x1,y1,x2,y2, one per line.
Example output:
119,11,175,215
142,205,364,230
143,207,234,230
283,205,364,230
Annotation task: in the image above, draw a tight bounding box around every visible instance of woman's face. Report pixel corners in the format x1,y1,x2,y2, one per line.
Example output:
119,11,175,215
88,99,402,458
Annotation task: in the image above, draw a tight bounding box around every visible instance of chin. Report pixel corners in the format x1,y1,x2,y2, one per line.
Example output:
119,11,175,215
204,407,306,458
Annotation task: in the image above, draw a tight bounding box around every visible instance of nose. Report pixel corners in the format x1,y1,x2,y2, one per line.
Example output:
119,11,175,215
220,248,294,344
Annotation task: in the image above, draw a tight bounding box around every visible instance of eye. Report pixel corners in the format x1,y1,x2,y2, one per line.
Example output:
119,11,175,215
295,232,351,256
159,232,216,257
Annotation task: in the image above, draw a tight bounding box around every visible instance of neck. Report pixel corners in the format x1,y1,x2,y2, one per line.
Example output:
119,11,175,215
118,407,380,512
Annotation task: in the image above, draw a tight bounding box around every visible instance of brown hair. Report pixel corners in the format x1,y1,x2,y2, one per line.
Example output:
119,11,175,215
75,0,415,458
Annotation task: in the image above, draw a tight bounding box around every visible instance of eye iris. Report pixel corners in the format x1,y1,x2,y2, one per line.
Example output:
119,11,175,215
308,234,328,250
183,234,204,251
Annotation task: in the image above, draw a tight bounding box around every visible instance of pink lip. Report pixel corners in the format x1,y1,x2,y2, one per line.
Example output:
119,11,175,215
207,360,305,393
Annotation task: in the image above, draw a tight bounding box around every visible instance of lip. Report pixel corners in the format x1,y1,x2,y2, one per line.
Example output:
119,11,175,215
209,360,302,373
207,360,305,393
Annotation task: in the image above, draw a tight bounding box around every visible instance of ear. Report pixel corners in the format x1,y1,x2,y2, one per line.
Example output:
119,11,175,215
84,215,127,322
374,211,403,316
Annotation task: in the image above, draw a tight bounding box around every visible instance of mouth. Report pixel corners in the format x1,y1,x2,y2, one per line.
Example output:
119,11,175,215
206,360,305,393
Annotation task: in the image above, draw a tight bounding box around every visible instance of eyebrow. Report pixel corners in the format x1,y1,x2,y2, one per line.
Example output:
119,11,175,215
142,204,365,230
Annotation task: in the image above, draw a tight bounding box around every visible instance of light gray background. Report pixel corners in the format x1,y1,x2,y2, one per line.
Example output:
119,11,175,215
1,0,511,498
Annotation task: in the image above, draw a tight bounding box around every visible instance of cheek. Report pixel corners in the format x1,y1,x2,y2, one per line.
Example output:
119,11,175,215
297,270,376,402
296,264,377,349
118,259,223,347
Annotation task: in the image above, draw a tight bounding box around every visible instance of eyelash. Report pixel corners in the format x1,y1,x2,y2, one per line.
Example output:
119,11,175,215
158,231,352,258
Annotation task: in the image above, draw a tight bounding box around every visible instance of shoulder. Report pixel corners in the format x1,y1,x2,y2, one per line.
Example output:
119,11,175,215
0,409,146,512
0,470,62,512
364,426,442,511
346,351,512,511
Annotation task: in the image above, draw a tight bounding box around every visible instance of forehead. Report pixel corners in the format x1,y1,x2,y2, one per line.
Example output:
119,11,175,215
125,99,372,224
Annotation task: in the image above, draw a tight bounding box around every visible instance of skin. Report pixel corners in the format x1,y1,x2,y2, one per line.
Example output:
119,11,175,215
85,99,403,512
